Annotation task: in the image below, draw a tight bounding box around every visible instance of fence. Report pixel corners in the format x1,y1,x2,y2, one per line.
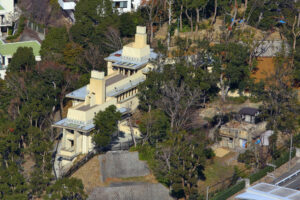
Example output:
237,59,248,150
61,139,138,178
27,21,46,35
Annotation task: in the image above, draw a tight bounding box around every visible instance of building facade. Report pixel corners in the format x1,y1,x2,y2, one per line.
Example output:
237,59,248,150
0,0,19,37
53,26,157,167
58,0,141,22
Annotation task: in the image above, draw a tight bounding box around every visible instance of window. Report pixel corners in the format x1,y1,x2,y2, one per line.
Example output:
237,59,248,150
113,1,128,8
120,1,127,8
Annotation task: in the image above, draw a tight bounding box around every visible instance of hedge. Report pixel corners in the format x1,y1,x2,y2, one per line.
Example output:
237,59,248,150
211,180,245,200
249,166,273,184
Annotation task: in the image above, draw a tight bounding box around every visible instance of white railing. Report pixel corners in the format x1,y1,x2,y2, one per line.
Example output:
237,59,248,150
275,169,300,186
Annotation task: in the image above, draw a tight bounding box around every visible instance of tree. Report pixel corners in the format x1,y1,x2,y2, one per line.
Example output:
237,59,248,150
212,42,251,101
168,132,207,199
142,0,162,43
40,27,69,62
92,105,121,148
8,47,36,73
0,163,28,200
139,109,170,145
44,178,86,200
63,42,85,72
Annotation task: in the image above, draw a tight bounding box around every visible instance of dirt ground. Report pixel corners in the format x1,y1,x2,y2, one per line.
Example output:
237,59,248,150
71,156,103,194
252,57,275,81
22,154,35,180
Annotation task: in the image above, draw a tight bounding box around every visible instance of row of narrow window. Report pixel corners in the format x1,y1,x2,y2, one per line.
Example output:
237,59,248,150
117,87,138,102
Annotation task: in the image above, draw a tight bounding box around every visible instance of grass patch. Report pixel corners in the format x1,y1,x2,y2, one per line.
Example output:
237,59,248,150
227,96,248,104
130,145,156,169
203,160,234,185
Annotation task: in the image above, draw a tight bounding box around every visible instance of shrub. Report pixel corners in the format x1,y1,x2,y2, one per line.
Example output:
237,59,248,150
238,150,255,165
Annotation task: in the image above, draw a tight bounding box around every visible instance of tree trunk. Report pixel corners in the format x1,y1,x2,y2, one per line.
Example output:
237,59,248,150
244,0,248,18
59,98,64,119
256,12,263,28
229,0,238,28
150,21,154,44
196,8,200,33
167,0,172,51
298,12,300,28
211,0,218,25
289,133,293,169
220,74,229,102
129,118,136,147
180,4,183,31
185,9,193,33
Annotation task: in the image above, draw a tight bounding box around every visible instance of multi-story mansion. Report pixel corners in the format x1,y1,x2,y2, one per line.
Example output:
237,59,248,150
53,26,157,167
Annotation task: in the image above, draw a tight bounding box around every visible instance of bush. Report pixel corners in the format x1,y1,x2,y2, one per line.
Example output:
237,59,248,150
212,180,245,200
238,150,255,165
6,16,26,41
273,150,295,168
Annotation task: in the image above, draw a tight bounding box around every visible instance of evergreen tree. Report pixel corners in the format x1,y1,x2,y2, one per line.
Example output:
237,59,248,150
93,105,121,148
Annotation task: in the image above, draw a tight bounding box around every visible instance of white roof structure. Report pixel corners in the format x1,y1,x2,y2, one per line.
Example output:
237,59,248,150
236,183,300,200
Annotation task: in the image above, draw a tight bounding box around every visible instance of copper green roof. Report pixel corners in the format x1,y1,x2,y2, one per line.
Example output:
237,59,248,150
0,40,41,57
0,4,4,11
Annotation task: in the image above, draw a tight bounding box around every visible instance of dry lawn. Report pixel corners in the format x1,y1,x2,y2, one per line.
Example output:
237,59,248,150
251,57,275,81
214,147,230,158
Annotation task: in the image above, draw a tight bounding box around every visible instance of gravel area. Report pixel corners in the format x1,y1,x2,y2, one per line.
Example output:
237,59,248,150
99,151,150,182
88,182,172,200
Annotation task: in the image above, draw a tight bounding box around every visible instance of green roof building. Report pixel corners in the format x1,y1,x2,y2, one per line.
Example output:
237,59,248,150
0,39,41,79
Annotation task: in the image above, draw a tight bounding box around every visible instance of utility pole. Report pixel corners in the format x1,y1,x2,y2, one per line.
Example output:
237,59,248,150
206,186,209,200
289,133,293,169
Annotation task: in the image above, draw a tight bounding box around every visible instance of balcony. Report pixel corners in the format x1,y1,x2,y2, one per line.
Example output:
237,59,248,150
58,0,76,10
59,146,78,161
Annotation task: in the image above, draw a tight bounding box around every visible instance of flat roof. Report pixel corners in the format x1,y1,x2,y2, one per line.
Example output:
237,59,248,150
52,118,95,133
236,183,300,200
66,75,145,100
106,74,127,86
106,76,145,97
0,40,41,56
53,107,129,131
105,49,157,70
66,85,88,100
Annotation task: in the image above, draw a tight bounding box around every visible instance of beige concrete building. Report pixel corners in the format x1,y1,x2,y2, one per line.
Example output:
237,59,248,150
53,26,157,166
219,120,267,149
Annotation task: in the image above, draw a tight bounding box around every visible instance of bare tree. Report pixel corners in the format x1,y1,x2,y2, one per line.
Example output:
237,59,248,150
84,43,105,71
103,27,123,52
143,0,162,44
166,0,174,51
158,81,202,132
211,0,218,26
